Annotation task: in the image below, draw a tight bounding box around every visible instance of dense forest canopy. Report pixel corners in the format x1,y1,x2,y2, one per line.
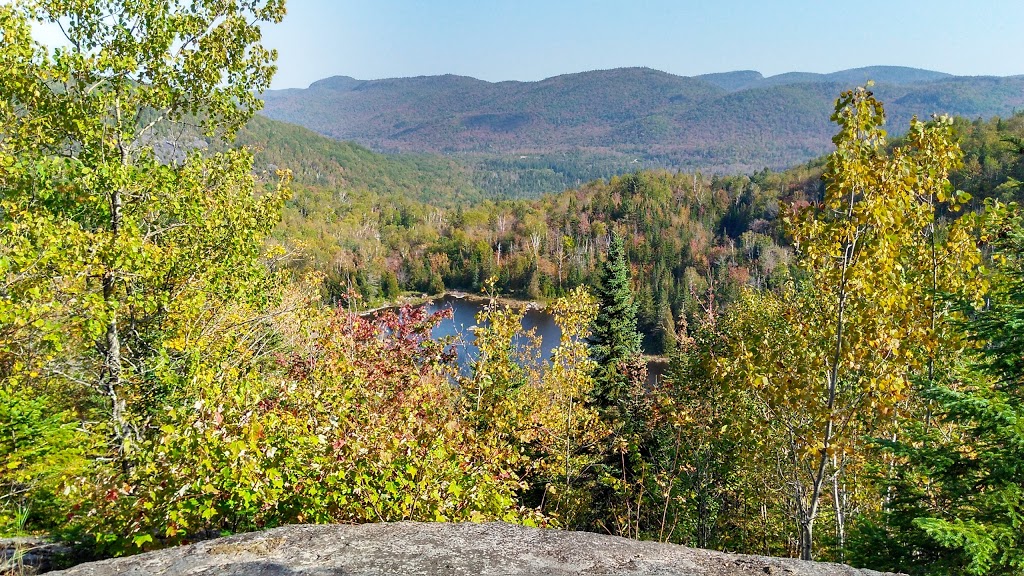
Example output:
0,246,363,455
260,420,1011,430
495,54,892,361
265,110,1024,359
3,1,1024,575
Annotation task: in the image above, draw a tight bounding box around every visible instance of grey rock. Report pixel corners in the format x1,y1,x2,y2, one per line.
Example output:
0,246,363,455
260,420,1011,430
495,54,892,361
2,536,72,575
48,522,901,576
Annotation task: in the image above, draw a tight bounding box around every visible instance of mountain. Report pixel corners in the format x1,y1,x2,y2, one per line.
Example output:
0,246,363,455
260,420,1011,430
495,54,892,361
695,66,953,92
259,66,1024,180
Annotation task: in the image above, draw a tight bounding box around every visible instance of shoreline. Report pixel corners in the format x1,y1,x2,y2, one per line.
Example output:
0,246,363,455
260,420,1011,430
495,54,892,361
358,291,671,369
444,290,546,310
358,290,545,317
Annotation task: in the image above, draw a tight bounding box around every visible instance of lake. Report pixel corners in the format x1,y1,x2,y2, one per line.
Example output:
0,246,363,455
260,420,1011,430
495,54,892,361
419,294,667,387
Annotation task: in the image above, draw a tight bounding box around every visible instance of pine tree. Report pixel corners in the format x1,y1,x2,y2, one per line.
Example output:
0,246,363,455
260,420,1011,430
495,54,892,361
585,231,650,538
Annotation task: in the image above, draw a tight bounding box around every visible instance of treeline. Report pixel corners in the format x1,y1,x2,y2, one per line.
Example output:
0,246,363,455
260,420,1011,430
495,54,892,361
463,150,648,198
275,161,819,355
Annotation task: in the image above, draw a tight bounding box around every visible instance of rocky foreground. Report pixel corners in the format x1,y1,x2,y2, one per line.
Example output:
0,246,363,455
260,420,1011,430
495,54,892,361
47,522,900,576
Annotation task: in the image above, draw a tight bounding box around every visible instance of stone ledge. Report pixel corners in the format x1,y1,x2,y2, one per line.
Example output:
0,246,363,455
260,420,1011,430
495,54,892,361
48,522,902,576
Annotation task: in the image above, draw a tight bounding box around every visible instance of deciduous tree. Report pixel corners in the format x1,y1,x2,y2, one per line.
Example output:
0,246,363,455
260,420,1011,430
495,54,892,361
1,0,287,467
722,87,982,560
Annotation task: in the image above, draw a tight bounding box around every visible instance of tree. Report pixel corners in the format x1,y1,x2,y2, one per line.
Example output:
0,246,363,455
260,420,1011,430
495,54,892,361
851,203,1024,576
0,385,87,532
590,231,643,413
636,306,793,553
1,0,286,504
721,88,982,560
467,278,533,432
585,230,653,537
516,287,610,527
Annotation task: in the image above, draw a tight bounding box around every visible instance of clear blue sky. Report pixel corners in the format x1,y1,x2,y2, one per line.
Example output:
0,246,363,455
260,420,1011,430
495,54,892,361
263,0,1023,89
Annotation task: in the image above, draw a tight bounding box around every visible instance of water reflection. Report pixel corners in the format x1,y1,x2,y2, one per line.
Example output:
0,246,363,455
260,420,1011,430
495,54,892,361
420,295,666,386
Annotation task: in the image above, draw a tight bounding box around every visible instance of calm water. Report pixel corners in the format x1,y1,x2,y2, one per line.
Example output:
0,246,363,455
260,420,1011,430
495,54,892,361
420,295,666,386
422,295,562,371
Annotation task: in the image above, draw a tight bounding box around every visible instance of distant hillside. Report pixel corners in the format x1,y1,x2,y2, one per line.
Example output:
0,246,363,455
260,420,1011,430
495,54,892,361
260,66,1024,177
236,115,483,205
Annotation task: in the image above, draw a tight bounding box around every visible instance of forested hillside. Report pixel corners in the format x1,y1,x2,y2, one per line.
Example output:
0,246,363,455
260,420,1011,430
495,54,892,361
260,66,1024,181
236,115,484,205
235,116,645,200
268,110,1024,358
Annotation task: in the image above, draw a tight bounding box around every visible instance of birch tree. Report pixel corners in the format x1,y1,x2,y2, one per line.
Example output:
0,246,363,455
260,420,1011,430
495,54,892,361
721,87,983,560
1,0,287,469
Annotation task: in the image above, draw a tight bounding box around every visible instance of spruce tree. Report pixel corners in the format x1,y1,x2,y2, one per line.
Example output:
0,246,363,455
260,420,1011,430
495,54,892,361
590,232,643,414
587,231,650,537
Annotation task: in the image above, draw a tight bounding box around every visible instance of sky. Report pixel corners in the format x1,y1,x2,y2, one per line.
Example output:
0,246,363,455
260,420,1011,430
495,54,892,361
16,0,1023,88
259,0,1024,89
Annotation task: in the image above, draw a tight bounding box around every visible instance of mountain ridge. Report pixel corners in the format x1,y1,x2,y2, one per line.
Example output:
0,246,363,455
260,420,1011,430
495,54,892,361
259,65,1024,178
296,65,956,91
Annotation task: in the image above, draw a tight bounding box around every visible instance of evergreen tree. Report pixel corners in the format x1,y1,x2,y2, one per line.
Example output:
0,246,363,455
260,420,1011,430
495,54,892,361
852,204,1024,576
590,231,643,413
585,230,651,538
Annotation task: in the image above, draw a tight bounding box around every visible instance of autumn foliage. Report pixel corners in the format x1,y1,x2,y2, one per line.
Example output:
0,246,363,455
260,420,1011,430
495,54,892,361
5,2,1024,575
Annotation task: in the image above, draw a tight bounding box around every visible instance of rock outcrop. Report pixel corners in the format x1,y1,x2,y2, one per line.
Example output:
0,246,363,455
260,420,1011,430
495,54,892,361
50,522,900,576
2,537,72,574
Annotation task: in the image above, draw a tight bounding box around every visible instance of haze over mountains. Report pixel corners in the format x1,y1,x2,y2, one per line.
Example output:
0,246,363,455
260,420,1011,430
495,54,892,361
260,66,1024,178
